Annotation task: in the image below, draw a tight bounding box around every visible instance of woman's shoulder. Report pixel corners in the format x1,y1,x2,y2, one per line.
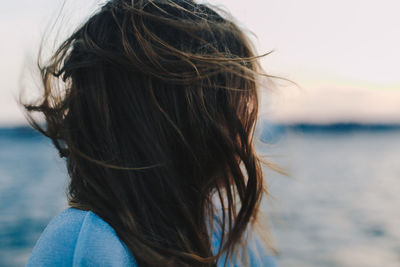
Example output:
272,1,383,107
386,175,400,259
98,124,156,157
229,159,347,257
27,208,136,267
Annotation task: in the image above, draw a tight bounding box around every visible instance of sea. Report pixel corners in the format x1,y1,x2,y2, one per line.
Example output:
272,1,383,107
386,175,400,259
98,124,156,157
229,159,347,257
1,124,399,267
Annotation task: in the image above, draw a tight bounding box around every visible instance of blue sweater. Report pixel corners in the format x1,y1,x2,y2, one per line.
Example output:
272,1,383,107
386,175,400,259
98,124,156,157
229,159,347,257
27,208,276,266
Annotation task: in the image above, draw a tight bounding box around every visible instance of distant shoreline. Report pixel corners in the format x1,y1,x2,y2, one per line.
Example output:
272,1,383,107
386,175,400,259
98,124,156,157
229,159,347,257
282,123,400,132
3,123,400,139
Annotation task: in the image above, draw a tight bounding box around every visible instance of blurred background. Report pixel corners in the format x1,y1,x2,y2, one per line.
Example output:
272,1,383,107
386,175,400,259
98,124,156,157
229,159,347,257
1,0,399,266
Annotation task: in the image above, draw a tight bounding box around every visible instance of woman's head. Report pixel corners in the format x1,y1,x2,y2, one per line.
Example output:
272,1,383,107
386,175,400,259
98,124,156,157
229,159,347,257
23,0,268,265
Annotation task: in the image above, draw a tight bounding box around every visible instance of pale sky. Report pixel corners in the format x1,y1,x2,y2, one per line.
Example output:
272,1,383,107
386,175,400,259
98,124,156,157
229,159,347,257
1,0,400,125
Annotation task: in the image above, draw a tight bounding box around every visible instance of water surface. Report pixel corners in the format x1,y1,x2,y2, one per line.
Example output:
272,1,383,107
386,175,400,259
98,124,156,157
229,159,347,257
1,126,399,266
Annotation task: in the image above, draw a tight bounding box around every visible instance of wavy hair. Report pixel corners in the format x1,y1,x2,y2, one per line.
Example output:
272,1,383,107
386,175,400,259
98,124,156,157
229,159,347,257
22,0,271,265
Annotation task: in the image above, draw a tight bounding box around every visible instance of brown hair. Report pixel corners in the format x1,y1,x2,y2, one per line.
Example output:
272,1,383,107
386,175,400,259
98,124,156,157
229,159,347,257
22,0,271,265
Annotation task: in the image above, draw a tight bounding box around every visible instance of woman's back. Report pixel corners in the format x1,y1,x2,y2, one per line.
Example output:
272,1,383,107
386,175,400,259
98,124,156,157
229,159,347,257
27,208,276,266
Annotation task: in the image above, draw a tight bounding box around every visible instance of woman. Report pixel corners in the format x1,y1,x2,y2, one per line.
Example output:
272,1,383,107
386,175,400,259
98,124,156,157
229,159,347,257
24,0,276,266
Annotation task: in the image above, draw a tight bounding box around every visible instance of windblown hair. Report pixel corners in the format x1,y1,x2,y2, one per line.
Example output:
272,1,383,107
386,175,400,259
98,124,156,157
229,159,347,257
23,0,270,266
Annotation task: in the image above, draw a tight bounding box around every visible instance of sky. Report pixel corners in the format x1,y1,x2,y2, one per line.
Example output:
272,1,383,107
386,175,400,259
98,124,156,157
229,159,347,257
1,0,400,125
